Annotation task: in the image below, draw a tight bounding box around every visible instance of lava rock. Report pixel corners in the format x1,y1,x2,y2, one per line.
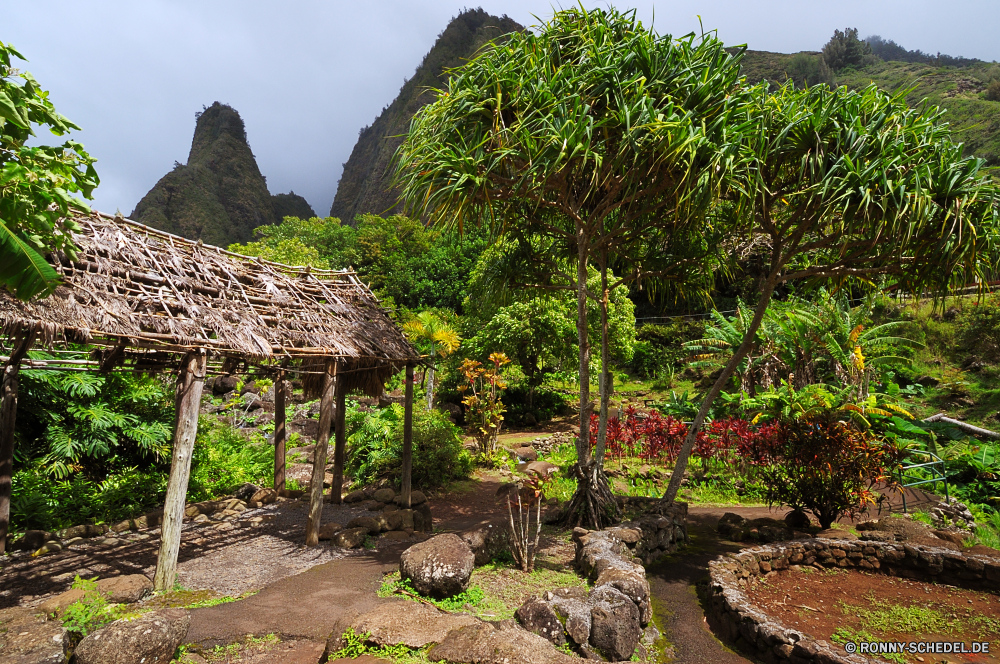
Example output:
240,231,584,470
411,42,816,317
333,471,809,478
73,609,189,664
400,533,475,599
0,607,69,663
351,600,479,648
513,446,538,462
373,488,396,503
333,527,368,549
784,509,812,529
516,597,566,645
394,490,427,506
95,574,153,603
347,516,382,535
588,585,642,662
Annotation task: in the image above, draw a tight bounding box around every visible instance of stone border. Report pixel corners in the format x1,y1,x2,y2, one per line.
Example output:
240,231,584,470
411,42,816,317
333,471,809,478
707,538,1000,664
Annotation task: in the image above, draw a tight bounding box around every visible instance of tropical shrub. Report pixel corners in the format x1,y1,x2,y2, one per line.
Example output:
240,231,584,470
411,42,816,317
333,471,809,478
747,417,906,528
460,353,511,458
347,403,473,488
187,419,274,501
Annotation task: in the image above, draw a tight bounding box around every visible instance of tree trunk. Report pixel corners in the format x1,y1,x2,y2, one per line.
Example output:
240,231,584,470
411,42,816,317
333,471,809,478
596,256,610,465
426,341,435,410
273,370,286,491
559,230,618,529
153,349,207,591
331,385,346,504
660,251,782,507
400,364,415,508
305,359,337,546
0,329,37,554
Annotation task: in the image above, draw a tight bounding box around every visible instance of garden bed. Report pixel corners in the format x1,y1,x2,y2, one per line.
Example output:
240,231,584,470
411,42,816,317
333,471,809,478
750,567,999,663
707,538,1000,664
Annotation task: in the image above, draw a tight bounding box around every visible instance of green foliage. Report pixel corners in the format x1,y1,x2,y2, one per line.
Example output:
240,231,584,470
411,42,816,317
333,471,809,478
750,417,905,528
346,403,473,488
60,576,118,638
0,40,99,299
227,236,327,268
379,573,486,610
17,358,175,478
328,628,429,663
187,418,275,501
785,52,835,88
630,320,705,379
986,80,1000,102
821,27,876,71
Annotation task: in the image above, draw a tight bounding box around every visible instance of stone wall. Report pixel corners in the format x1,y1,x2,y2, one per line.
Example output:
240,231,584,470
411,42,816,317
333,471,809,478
707,538,1000,664
575,501,689,567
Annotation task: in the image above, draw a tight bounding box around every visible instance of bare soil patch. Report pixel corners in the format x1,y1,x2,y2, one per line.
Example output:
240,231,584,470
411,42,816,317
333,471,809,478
750,567,1000,663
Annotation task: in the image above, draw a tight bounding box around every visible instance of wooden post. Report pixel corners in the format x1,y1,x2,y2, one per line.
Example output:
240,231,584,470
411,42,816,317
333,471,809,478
153,349,207,591
330,384,346,504
273,369,286,491
0,328,37,555
305,359,337,546
400,364,414,509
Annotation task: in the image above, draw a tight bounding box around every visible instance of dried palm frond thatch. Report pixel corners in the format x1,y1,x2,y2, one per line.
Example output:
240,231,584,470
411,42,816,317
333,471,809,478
0,212,417,396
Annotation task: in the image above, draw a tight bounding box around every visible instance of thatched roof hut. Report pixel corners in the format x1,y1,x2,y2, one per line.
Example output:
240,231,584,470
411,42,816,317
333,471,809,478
0,211,420,587
0,211,418,393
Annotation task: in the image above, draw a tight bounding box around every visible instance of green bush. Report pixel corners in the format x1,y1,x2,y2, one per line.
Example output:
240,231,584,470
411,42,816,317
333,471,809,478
985,80,1000,102
501,384,568,426
347,404,473,488
956,296,1000,364
187,418,275,501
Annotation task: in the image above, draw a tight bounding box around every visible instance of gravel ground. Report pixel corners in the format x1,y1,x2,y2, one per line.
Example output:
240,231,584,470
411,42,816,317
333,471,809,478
0,497,389,608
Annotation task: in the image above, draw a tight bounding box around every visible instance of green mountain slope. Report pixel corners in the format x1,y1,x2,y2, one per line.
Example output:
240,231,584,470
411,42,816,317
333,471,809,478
272,192,316,221
330,9,523,223
742,51,1000,165
131,102,279,246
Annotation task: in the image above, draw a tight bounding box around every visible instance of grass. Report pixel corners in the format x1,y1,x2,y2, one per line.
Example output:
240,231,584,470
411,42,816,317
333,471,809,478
326,627,433,663
831,627,907,664
378,559,588,622
837,591,1000,640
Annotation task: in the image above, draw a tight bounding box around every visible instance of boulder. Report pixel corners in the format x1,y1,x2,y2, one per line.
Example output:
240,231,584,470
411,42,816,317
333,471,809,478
515,597,566,645
333,527,368,549
429,620,577,664
212,374,239,396
373,488,396,503
716,512,748,538
379,511,403,532
382,531,412,542
73,609,189,664
343,489,366,503
0,607,69,664
351,601,479,648
233,482,262,502
58,524,107,539
400,534,475,599
250,488,278,505
347,516,382,535
10,530,53,551
286,464,314,487
319,522,343,540
414,502,433,532
38,588,86,615
594,566,651,625
548,591,591,646
394,490,427,506
459,522,510,566
784,509,812,529
513,446,538,462
522,461,559,479
588,585,642,661
95,574,153,603
396,509,415,531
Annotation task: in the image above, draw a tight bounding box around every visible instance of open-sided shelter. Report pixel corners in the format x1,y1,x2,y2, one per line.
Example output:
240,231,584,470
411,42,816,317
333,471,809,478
0,211,419,590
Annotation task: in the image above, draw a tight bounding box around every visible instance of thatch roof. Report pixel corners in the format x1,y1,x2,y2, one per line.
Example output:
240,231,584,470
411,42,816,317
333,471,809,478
0,212,418,395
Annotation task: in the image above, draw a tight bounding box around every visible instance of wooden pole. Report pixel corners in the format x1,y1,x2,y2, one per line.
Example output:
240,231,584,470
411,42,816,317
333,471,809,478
0,328,37,555
153,349,207,591
305,359,337,546
330,384,346,504
400,364,414,509
273,369,286,491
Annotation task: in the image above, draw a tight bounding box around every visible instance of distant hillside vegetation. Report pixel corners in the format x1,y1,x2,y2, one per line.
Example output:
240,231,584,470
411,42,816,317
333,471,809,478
272,192,316,221
330,9,523,224
131,102,280,246
741,50,1000,166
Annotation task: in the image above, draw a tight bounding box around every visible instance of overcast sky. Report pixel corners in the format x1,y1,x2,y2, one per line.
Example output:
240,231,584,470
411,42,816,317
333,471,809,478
6,1,999,217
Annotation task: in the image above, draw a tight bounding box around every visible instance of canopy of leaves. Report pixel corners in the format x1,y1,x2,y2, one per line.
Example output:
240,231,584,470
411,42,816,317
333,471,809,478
821,28,876,71
0,40,98,299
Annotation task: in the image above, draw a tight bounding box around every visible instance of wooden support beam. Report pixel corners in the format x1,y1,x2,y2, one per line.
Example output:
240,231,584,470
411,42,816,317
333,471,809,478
153,349,207,591
330,384,346,504
0,328,38,554
273,370,286,491
305,359,337,546
400,364,414,509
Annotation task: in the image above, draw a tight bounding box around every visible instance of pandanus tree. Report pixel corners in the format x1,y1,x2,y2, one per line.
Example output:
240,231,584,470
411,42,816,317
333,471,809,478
660,82,1000,507
395,7,748,528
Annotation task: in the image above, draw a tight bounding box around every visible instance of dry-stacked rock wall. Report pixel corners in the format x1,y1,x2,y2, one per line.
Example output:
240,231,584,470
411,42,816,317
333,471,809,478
707,538,1000,664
